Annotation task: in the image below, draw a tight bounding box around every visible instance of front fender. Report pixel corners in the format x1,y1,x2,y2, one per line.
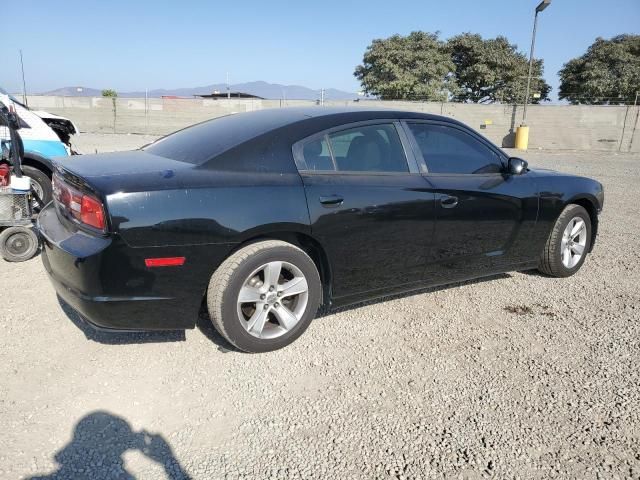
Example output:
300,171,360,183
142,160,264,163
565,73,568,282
544,176,603,214
536,174,604,252
22,151,55,173
22,139,69,159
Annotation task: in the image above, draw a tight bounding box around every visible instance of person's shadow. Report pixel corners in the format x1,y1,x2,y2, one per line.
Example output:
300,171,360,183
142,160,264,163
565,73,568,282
27,411,191,480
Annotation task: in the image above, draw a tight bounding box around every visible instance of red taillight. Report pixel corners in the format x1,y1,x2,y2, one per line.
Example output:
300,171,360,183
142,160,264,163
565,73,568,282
80,195,105,230
53,174,106,232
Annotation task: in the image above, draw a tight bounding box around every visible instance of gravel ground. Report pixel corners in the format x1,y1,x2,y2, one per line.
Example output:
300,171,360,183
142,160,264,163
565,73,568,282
1,133,639,479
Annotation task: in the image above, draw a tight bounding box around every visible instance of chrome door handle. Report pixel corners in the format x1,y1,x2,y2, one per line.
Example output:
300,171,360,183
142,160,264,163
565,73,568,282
319,195,344,207
440,195,458,208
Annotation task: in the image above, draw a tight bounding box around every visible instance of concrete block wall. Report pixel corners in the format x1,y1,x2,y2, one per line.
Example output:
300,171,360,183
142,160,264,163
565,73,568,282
24,96,640,153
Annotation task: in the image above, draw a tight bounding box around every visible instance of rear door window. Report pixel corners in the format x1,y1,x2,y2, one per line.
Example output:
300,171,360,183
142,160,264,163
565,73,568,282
298,123,409,173
301,137,335,171
329,124,408,173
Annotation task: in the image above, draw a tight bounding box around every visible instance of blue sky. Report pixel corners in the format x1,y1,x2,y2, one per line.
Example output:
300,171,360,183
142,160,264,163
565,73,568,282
2,0,639,100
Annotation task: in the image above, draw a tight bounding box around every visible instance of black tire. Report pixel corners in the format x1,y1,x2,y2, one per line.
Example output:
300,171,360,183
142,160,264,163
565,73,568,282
0,226,40,262
538,204,591,277
22,166,52,211
207,240,322,353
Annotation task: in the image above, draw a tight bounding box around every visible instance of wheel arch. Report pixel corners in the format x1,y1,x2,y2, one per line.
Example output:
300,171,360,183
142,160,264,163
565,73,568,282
21,153,53,178
566,195,599,252
228,232,333,311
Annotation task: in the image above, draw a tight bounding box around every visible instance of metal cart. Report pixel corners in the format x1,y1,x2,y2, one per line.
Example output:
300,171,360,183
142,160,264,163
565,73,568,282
0,102,40,262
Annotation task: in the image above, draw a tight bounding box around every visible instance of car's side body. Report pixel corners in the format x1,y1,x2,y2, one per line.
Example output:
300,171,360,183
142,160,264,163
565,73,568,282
38,108,604,332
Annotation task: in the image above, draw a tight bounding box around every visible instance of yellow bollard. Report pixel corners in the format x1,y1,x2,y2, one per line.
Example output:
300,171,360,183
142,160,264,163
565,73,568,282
515,126,529,150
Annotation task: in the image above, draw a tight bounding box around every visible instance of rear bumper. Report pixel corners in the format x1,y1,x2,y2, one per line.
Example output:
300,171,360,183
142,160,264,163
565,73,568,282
37,202,214,330
45,265,171,332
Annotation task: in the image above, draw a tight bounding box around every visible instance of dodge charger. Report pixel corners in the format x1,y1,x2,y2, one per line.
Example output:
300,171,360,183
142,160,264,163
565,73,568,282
38,108,604,352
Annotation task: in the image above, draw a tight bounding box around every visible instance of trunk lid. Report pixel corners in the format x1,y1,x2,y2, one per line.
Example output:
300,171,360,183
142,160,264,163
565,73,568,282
52,150,201,196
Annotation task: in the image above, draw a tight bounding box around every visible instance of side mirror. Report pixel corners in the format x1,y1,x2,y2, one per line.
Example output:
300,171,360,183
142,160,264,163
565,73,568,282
508,157,528,175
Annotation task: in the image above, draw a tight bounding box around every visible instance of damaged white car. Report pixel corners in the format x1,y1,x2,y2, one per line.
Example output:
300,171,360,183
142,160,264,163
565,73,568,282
0,87,78,208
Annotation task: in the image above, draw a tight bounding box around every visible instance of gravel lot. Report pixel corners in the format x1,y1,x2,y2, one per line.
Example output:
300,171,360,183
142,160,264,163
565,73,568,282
1,133,639,479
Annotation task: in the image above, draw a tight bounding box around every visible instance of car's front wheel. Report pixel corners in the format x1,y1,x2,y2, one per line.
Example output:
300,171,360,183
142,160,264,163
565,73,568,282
22,166,52,212
207,240,322,352
538,204,592,277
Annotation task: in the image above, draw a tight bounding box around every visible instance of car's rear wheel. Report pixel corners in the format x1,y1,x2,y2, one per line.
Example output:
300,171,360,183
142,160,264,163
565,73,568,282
538,204,591,277
207,240,322,352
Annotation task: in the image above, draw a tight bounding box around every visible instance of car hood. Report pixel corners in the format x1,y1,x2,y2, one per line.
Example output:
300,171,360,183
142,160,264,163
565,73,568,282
31,110,79,134
527,167,572,177
528,167,600,184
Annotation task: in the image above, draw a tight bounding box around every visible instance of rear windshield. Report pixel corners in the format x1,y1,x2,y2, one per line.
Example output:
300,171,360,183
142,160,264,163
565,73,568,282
143,110,304,165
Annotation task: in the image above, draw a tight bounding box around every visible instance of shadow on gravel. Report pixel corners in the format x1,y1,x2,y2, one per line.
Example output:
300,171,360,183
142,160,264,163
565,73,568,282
195,274,513,352
27,411,191,480
518,268,551,278
196,306,240,353
57,273,512,352
58,296,186,345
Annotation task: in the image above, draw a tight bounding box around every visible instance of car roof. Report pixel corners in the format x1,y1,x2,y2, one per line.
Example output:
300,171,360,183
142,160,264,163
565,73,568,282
143,106,473,171
144,107,460,161
229,105,457,126
190,106,464,135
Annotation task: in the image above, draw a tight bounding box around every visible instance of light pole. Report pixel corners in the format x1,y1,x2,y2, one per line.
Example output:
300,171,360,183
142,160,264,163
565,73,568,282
19,50,28,107
522,0,551,125
516,0,551,150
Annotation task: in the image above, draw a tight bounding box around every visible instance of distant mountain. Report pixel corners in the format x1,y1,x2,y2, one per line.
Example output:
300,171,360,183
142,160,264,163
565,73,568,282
43,81,358,101
43,87,104,97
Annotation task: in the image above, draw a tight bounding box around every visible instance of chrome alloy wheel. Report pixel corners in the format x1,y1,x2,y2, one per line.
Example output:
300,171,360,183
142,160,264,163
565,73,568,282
29,178,45,210
561,217,587,268
236,261,309,339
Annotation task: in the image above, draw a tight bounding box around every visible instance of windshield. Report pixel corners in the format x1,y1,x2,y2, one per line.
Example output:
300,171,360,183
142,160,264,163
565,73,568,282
0,87,29,109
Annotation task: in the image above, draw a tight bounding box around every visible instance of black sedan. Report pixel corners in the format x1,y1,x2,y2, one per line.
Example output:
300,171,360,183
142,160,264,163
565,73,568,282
38,108,604,352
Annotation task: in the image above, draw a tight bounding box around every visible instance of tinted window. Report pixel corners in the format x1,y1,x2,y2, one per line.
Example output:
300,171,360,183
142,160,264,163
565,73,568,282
144,109,306,165
302,137,334,171
407,123,503,174
327,124,408,173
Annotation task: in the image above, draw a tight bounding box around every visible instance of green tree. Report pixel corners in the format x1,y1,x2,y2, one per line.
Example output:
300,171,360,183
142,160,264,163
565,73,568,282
448,33,551,104
354,31,456,101
101,89,118,132
559,35,640,105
